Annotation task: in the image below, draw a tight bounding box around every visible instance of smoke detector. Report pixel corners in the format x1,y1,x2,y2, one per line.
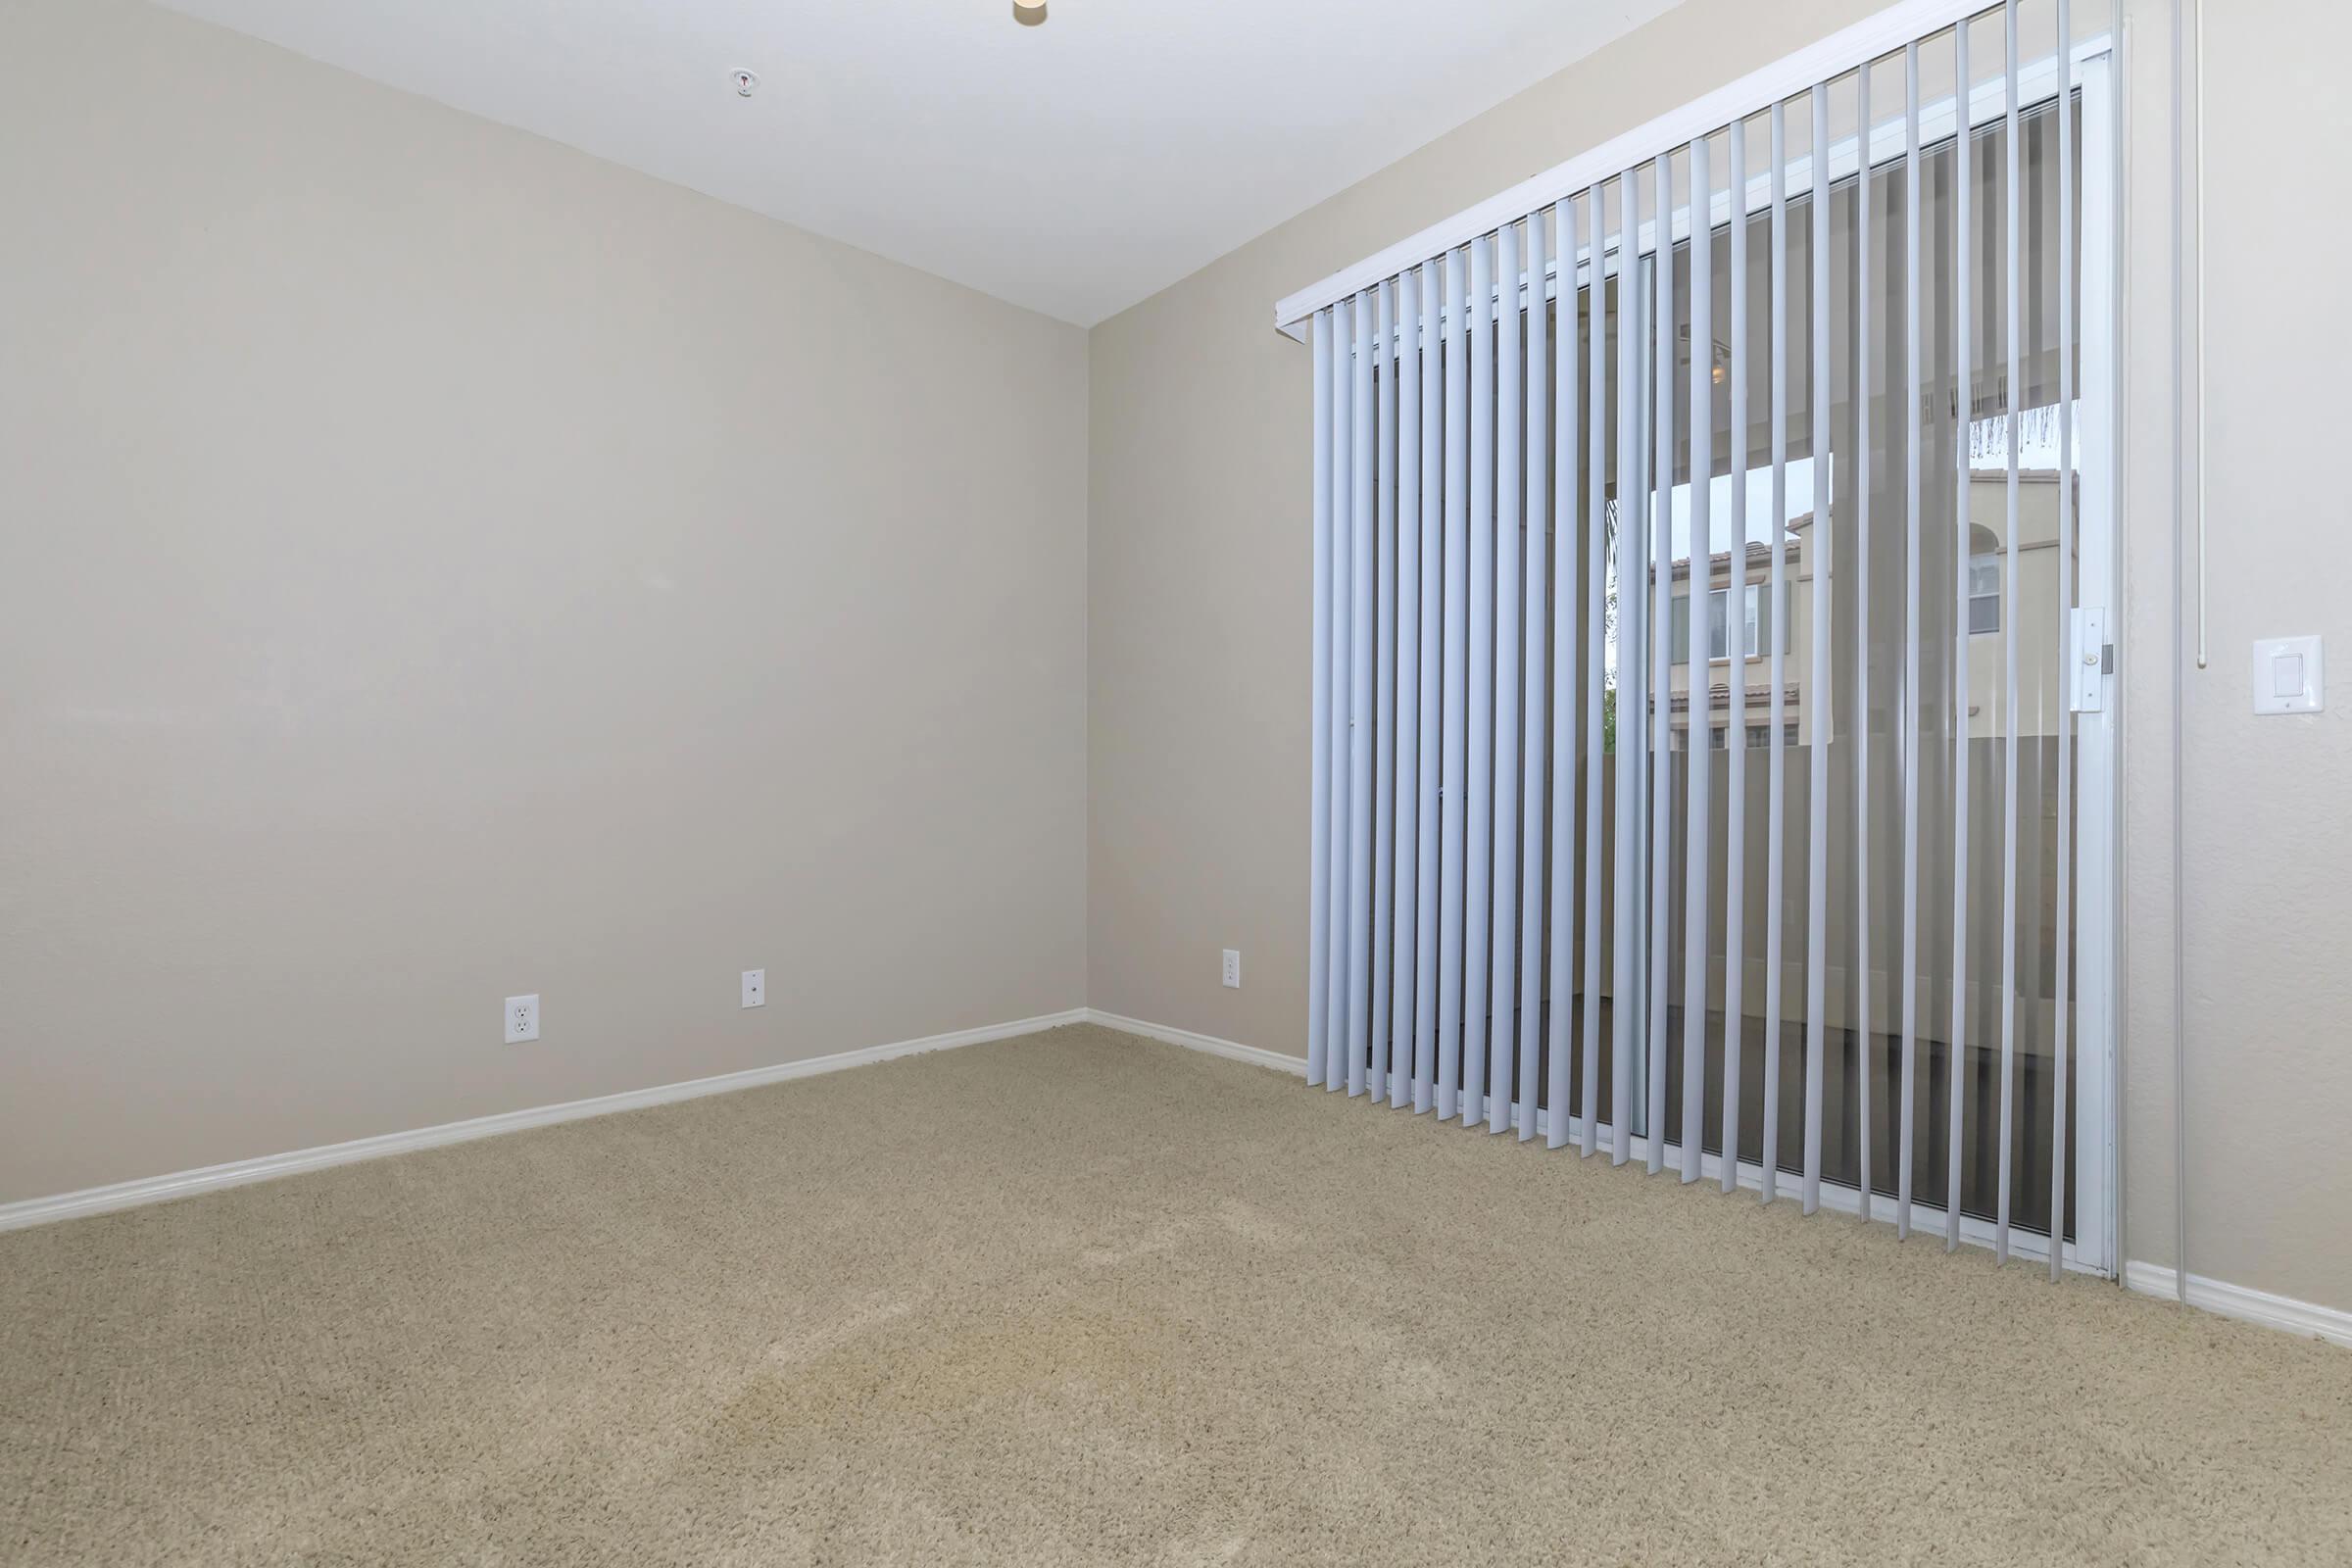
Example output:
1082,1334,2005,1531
730,69,760,98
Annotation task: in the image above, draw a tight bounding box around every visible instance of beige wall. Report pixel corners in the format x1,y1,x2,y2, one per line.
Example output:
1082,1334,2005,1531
2117,0,2352,1314
0,0,1089,1203
1089,0,2352,1313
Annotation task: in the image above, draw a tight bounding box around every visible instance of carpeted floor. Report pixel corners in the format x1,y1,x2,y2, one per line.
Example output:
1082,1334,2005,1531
4,1023,2348,1565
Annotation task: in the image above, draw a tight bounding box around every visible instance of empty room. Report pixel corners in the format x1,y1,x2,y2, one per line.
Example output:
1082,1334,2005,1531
5,0,2349,1561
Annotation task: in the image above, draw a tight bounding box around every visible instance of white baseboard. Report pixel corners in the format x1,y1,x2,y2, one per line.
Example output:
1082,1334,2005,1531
2124,1260,2352,1349
38,1004,2339,1356
1082,1008,1307,1077
0,1007,1089,1234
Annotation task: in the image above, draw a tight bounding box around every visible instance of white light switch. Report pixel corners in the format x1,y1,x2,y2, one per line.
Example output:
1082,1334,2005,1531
2252,635,2324,715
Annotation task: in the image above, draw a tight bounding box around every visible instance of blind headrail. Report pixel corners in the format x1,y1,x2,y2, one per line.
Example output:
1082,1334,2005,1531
1276,0,2026,340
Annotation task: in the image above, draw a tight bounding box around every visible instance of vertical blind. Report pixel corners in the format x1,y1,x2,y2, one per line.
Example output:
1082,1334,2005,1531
1300,0,2117,1275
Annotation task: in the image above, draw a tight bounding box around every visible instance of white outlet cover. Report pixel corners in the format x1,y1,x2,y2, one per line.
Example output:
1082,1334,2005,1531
741,968,766,1008
1221,949,1242,989
505,994,540,1044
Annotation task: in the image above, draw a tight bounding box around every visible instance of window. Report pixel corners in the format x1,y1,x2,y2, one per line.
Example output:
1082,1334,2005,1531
1967,523,2002,636
1968,555,2001,636
1671,580,1791,663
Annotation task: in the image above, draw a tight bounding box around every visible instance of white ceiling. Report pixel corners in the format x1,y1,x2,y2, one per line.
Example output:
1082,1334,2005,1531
158,0,1681,326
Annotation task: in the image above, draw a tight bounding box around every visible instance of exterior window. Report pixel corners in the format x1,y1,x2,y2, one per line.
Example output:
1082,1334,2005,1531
1672,580,1791,664
1968,554,2001,635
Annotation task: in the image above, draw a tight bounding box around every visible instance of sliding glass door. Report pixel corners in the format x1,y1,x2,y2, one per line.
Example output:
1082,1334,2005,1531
1627,39,2117,1270
1301,2,2119,1279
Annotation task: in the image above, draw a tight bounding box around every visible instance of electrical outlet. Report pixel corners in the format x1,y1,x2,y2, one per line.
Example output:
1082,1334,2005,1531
505,994,540,1044
741,968,766,1008
1221,949,1242,989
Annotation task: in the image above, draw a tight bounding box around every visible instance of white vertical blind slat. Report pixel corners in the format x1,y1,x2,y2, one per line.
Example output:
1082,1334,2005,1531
1347,291,1378,1100
1945,19,1975,1249
1762,103,1791,1205
1391,274,1421,1112
1327,301,1354,1094
1414,262,1445,1116
1581,184,1610,1160
1854,63,1876,1223
1681,131,1714,1185
1721,121,1751,1193
1373,278,1399,1105
1994,0,2024,1262
1547,197,1582,1151
1490,221,1525,1137
1464,234,1497,1129
1645,150,1676,1178
1309,307,1336,1090
1802,80,1833,1216
1439,249,1470,1123
1521,210,1554,1144
1611,169,1643,1168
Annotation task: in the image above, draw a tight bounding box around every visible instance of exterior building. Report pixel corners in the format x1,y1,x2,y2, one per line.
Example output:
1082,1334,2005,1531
1659,466,2070,748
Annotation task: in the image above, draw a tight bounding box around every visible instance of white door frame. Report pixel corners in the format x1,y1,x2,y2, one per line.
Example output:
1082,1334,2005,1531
2068,39,2121,1277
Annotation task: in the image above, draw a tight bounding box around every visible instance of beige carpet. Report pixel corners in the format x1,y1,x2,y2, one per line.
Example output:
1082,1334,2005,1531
4,1023,2348,1565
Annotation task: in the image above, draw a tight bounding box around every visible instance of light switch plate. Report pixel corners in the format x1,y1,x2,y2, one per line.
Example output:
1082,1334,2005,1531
2252,635,2324,715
